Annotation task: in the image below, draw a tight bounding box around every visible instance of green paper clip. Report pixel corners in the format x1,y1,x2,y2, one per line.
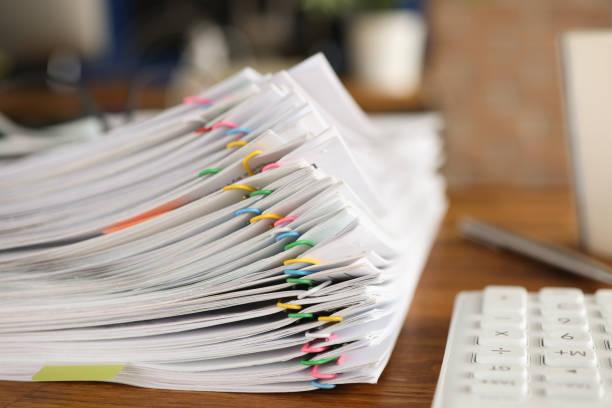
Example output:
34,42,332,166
197,167,222,177
249,189,273,197
284,239,315,251
286,278,313,285
300,356,339,366
287,312,314,319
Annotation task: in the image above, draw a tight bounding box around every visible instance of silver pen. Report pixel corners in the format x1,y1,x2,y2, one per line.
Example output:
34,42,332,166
459,217,612,285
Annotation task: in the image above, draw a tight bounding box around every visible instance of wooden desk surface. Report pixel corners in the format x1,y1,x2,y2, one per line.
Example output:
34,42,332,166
1,186,607,408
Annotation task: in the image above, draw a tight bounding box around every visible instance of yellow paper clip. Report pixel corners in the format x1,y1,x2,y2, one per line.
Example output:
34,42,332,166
226,140,247,149
223,184,257,193
249,213,282,223
276,301,302,310
317,316,343,323
242,150,263,176
283,257,321,266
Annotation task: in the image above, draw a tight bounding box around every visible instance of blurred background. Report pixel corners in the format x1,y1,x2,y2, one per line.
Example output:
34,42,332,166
0,0,609,187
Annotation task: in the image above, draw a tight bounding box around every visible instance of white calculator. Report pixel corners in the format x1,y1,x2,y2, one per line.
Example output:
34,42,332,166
432,286,612,407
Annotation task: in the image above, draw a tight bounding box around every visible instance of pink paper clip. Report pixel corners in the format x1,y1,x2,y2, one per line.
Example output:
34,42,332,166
273,215,297,228
310,365,337,380
261,162,281,172
183,95,212,105
301,341,329,353
211,120,238,130
300,334,337,353
196,120,239,134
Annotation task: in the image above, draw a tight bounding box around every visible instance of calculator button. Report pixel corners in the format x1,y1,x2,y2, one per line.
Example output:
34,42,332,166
434,287,612,408
544,348,596,368
481,314,526,330
544,382,602,399
541,316,588,332
476,346,527,365
470,378,527,398
543,367,600,383
479,329,526,346
483,286,527,315
543,330,593,347
472,364,527,381
541,303,586,317
540,288,584,304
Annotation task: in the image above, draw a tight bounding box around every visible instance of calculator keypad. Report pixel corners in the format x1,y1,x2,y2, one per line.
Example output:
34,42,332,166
433,286,612,407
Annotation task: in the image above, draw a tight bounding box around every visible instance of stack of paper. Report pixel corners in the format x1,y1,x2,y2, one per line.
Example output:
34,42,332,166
0,55,445,392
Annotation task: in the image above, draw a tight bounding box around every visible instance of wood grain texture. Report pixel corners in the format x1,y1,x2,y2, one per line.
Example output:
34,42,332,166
426,0,611,186
2,186,607,408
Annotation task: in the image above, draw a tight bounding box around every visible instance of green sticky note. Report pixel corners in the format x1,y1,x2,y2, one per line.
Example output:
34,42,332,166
32,364,125,382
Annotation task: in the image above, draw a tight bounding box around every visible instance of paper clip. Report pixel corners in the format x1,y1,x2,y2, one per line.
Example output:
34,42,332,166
283,239,315,251
261,162,281,172
274,231,300,242
310,365,337,380
283,258,320,266
242,150,262,176
226,140,247,149
183,95,212,105
274,215,297,228
276,301,302,310
197,167,222,177
286,277,313,285
223,184,257,193
196,120,238,133
300,356,339,366
249,213,282,223
301,335,337,353
310,380,336,390
283,269,311,276
212,120,238,130
301,342,329,353
249,189,273,197
103,202,178,234
234,208,262,217
226,127,251,136
287,312,314,319
317,316,343,323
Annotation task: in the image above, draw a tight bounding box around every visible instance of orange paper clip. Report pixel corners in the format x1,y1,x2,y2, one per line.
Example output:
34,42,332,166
103,202,178,234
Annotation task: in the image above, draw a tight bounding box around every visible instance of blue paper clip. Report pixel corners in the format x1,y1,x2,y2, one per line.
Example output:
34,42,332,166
274,231,300,242
310,380,336,390
283,269,312,276
234,208,262,216
226,127,251,136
